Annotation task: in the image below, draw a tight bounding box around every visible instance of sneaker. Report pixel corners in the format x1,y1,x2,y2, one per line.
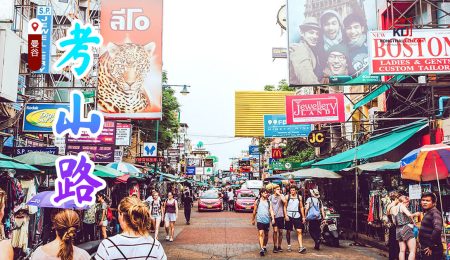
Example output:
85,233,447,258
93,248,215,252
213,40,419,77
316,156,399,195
287,245,292,252
263,248,267,253
169,238,174,242
273,247,278,253
165,235,170,241
259,249,265,256
298,247,306,254
277,247,283,252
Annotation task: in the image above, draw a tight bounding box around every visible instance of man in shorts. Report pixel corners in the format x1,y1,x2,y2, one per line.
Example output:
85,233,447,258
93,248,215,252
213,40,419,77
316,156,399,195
251,188,275,256
284,186,306,253
269,184,286,253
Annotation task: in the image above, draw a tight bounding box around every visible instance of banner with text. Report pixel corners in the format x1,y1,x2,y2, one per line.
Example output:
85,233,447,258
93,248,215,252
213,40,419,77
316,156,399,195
264,114,313,138
23,103,70,132
368,29,450,75
286,94,345,124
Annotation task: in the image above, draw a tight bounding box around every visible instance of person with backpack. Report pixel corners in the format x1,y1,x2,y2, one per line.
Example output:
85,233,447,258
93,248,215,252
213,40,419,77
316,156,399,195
269,184,286,253
305,189,327,250
284,186,306,253
95,196,167,260
251,188,275,257
149,191,164,239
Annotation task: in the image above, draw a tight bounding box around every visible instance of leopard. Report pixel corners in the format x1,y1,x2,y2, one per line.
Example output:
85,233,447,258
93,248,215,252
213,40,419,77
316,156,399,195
97,42,155,114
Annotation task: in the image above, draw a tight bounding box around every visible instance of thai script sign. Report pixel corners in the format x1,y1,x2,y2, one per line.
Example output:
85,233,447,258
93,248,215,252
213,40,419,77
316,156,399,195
286,94,345,124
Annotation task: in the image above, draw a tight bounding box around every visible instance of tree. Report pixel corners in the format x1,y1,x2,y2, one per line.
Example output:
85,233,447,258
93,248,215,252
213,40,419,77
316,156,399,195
137,71,180,152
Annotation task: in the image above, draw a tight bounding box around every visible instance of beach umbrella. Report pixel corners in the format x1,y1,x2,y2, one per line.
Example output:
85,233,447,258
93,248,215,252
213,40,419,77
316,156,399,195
27,191,90,209
15,152,59,166
94,164,124,178
281,168,341,179
106,162,141,174
0,160,40,172
264,175,287,181
400,143,450,181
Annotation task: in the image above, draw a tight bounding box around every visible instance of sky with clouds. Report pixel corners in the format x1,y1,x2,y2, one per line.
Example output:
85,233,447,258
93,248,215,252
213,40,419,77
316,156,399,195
162,0,288,169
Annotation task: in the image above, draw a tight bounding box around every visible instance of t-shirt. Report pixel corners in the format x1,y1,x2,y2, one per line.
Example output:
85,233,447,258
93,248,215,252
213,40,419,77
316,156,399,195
269,195,284,218
150,198,162,217
101,202,107,221
83,205,97,224
286,195,301,219
95,234,167,260
31,245,90,260
256,199,270,224
227,191,234,200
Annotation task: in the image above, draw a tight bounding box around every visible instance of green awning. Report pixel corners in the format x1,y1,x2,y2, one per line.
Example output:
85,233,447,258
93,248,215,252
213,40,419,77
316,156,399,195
312,121,427,171
353,84,390,109
299,159,316,168
94,165,124,178
0,160,40,172
377,161,400,171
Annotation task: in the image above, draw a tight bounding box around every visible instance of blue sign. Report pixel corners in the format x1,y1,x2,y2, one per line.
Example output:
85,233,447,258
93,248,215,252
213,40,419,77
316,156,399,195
23,103,70,132
35,6,53,74
14,146,58,156
269,158,278,165
186,166,196,175
264,114,313,138
249,145,259,155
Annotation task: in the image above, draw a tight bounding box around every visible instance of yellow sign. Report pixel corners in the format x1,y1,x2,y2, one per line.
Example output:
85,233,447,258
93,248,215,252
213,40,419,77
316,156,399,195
235,91,294,137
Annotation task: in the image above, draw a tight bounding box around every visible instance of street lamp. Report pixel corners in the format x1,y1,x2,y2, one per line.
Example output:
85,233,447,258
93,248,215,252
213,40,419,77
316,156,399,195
163,84,191,96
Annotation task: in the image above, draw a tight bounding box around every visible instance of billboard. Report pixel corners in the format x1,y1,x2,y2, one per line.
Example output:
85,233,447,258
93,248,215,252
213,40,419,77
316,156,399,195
115,122,132,146
235,91,294,137
368,29,450,75
286,93,345,124
66,120,116,144
99,0,163,119
287,0,376,86
66,144,114,163
23,103,70,132
35,6,53,74
264,114,313,138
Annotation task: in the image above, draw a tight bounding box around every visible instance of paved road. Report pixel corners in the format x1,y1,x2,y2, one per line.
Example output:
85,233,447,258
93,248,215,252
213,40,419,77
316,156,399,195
158,206,388,259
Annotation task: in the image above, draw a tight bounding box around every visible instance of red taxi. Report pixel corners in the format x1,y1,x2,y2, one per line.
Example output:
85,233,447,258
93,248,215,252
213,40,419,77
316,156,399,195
198,191,223,212
234,189,256,212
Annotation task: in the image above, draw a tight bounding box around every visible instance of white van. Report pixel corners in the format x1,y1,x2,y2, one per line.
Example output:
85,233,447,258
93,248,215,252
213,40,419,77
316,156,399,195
241,180,263,195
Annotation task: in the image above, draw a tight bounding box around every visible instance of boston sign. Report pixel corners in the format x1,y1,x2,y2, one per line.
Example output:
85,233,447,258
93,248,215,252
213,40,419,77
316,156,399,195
369,29,450,75
286,94,345,124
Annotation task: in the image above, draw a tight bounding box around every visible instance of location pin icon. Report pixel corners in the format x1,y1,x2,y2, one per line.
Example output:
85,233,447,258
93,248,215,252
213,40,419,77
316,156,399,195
31,22,39,32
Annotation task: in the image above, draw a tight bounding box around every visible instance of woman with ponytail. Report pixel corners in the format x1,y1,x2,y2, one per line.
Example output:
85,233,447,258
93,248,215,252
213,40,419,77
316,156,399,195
31,209,90,260
95,196,167,260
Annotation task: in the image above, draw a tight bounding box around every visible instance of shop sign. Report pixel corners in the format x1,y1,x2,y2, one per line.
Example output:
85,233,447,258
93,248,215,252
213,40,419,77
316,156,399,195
23,103,70,132
270,161,302,171
66,120,116,144
368,29,450,75
272,148,283,159
308,130,327,147
186,166,196,175
27,19,43,71
66,144,114,163
54,136,66,155
204,167,213,175
114,148,123,162
264,114,313,138
167,148,179,156
14,146,58,156
249,145,259,155
286,94,345,124
239,160,250,167
115,123,132,146
34,6,53,74
196,167,204,175
269,158,278,164
187,157,201,167
204,158,214,167
142,142,157,157
135,156,165,164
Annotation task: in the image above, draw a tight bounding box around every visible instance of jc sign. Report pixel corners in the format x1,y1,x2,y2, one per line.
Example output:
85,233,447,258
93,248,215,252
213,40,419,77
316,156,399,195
308,130,326,147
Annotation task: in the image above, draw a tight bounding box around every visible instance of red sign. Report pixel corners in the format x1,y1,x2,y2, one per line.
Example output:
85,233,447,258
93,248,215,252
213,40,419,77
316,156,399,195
272,148,283,159
67,120,116,145
135,156,165,164
286,94,345,124
28,19,42,71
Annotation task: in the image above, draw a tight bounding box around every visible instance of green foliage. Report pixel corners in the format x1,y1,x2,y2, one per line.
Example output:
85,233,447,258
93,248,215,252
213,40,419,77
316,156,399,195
264,79,294,92
280,147,315,163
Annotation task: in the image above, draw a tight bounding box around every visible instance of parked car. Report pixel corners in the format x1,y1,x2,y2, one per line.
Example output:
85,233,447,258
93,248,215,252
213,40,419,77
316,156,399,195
234,189,256,212
198,191,223,212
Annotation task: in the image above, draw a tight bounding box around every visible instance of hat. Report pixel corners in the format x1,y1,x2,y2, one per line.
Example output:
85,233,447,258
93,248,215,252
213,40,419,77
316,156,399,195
310,189,320,198
300,17,320,32
327,43,349,58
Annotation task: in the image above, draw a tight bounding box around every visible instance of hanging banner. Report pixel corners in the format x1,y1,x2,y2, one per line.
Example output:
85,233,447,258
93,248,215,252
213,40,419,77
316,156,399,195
14,146,58,156
99,0,163,119
115,122,132,146
66,144,115,163
368,29,450,75
35,6,53,74
287,0,376,86
27,19,42,71
264,114,313,138
66,120,116,145
286,93,345,124
23,103,70,132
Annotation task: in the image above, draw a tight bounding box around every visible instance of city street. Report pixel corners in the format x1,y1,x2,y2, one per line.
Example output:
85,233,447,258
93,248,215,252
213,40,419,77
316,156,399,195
160,206,388,259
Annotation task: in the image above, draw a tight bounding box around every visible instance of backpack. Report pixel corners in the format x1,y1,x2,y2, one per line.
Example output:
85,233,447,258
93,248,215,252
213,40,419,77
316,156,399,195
255,198,270,213
287,194,302,215
306,198,322,220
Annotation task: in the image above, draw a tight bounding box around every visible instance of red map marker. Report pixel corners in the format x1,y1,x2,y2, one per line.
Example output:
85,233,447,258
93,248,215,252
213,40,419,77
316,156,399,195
28,18,43,71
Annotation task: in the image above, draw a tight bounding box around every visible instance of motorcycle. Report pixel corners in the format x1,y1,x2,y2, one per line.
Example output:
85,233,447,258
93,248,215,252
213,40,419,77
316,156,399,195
321,204,340,247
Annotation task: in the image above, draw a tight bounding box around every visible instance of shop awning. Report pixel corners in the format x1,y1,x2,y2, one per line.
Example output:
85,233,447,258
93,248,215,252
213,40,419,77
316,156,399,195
312,121,427,171
341,160,395,172
353,84,390,110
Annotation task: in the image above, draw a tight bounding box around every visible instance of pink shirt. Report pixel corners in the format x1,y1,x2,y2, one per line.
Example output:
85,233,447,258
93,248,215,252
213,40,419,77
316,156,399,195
31,245,90,260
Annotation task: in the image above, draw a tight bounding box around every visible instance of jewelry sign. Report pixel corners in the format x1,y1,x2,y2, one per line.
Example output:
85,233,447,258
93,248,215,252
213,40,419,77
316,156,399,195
285,94,345,124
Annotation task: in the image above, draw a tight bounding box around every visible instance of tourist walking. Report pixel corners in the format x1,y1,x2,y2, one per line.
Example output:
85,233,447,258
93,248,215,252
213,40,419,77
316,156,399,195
251,188,275,256
419,192,443,260
284,186,306,253
0,189,13,260
386,191,400,260
97,193,108,239
269,184,285,253
149,191,164,240
95,196,167,260
182,190,193,225
82,203,97,242
227,188,235,211
31,210,90,260
391,196,420,260
305,189,326,250
164,192,178,242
